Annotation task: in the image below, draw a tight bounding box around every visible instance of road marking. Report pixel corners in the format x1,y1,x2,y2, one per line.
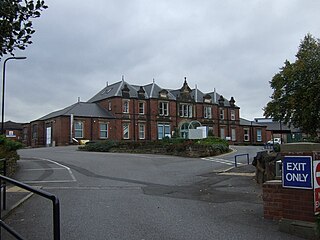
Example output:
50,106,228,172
19,158,77,183
22,168,65,171
23,180,77,184
201,157,244,166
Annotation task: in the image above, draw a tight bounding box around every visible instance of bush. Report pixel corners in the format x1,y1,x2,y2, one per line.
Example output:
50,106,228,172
79,140,117,152
0,135,23,176
79,137,230,157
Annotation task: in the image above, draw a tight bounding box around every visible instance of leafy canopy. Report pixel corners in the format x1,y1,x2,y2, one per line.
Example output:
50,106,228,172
264,34,320,136
0,0,48,59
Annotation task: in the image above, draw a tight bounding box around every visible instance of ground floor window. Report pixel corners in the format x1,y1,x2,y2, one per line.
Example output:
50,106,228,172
158,123,170,139
180,122,189,139
123,123,130,139
244,128,250,142
32,124,38,139
256,129,262,142
139,124,145,139
100,123,108,139
74,121,83,138
220,128,225,139
231,128,236,141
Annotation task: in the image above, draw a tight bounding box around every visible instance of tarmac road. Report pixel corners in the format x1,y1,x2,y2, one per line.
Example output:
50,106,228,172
2,145,302,240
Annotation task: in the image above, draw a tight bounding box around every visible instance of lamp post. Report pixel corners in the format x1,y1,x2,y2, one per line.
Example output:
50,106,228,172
1,56,27,135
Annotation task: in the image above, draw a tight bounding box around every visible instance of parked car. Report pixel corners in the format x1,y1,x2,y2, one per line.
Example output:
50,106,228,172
267,138,282,145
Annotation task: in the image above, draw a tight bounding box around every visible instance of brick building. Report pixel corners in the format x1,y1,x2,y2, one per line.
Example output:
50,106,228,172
22,78,267,147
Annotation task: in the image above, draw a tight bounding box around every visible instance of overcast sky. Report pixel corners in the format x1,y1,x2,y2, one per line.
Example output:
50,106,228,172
2,0,320,123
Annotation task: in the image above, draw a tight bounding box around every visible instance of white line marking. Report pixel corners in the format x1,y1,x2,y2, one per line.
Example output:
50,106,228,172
20,157,77,183
38,158,77,182
201,157,244,166
22,168,65,171
23,180,76,184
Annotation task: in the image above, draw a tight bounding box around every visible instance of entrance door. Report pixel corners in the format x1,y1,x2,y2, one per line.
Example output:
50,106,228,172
46,127,52,146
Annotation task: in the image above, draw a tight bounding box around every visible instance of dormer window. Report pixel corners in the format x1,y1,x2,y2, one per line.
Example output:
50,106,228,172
203,94,212,103
159,89,168,99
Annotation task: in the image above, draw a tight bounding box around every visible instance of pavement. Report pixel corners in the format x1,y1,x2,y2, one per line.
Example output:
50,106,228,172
0,183,34,220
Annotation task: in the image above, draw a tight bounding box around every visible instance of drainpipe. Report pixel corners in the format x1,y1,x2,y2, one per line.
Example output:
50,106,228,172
70,114,73,143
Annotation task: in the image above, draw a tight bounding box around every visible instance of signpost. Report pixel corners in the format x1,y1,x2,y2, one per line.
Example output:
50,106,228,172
282,156,312,189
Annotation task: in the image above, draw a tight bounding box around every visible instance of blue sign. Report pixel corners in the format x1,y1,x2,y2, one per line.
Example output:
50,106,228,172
282,156,313,189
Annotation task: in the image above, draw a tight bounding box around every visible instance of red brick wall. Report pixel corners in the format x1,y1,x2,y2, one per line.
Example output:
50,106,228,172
263,181,316,222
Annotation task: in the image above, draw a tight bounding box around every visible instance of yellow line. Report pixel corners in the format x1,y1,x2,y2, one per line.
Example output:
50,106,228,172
6,186,30,193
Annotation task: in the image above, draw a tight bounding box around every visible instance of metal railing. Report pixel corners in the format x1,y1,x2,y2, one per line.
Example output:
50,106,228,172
0,174,60,240
0,159,6,210
234,153,250,167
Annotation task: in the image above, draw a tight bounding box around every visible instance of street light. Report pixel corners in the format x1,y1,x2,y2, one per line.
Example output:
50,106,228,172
1,56,27,135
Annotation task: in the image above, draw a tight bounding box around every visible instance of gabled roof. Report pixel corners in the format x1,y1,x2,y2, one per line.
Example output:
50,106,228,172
37,102,114,121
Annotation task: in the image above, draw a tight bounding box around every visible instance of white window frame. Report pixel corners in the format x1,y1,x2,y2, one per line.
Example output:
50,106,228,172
257,129,262,142
99,123,108,139
159,102,169,116
231,109,236,120
74,121,84,138
123,100,129,113
158,123,171,139
108,101,112,111
220,128,225,139
123,123,130,139
179,104,193,118
244,128,250,142
204,106,212,119
139,124,145,139
139,102,145,114
220,109,224,120
231,128,236,141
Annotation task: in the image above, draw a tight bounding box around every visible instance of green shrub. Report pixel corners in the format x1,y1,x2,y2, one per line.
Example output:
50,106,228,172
79,140,117,152
0,135,23,153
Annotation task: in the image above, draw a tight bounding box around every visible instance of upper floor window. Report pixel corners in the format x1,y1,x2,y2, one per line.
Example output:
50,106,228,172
139,102,145,114
204,106,212,119
100,123,108,139
231,109,236,120
220,109,224,120
74,121,83,138
123,100,129,113
179,104,192,118
159,101,169,116
108,101,112,111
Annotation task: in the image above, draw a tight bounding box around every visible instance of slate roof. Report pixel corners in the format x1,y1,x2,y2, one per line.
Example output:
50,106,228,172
4,121,24,130
88,80,237,107
240,118,266,127
260,121,300,132
37,102,114,121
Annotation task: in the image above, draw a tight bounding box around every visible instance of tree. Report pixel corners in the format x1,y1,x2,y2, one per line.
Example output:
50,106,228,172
0,0,48,59
264,34,320,136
